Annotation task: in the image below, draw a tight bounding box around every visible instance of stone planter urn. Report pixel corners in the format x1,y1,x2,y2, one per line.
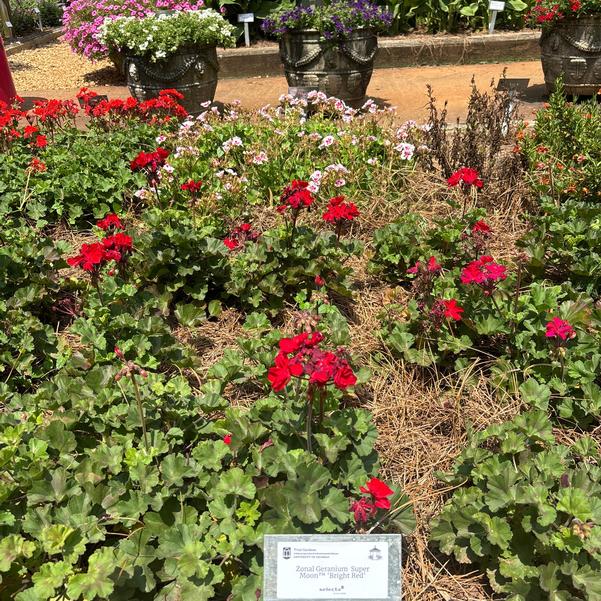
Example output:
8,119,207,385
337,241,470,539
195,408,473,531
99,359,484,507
279,28,378,107
125,45,219,114
540,16,601,96
109,49,125,76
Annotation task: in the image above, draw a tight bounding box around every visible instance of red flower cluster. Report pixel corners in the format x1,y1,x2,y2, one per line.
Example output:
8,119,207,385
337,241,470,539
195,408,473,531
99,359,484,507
545,317,576,341
77,88,187,124
223,223,261,250
350,477,394,525
1,101,28,149
68,214,132,278
130,147,169,173
277,180,315,214
460,255,507,294
472,220,491,235
407,256,442,275
527,0,577,24
28,157,47,173
130,148,170,186
268,332,357,392
181,179,203,194
432,298,464,321
322,195,359,224
67,242,107,272
447,167,483,189
97,213,124,231
29,99,79,127
463,220,492,254
103,232,133,258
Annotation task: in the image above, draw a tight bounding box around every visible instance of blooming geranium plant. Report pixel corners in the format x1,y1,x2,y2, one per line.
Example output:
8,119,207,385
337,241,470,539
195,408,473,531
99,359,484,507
99,9,237,62
63,0,207,61
528,0,599,25
262,0,392,40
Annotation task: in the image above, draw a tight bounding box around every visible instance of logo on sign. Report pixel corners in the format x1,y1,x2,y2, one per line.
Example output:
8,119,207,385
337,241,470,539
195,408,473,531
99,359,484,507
368,546,382,560
282,547,291,559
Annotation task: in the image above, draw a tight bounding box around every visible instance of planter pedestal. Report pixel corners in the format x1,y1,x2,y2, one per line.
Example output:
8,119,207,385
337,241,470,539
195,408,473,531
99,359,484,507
125,45,219,114
540,16,601,96
279,29,377,107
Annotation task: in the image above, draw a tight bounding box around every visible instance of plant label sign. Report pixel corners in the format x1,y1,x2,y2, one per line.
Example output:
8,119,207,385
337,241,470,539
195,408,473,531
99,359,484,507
489,1,505,10
263,534,402,601
237,12,255,23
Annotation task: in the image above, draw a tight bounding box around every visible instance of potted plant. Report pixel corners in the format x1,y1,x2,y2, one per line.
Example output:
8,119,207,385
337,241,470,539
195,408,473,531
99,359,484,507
100,9,236,113
262,0,391,107
529,0,601,95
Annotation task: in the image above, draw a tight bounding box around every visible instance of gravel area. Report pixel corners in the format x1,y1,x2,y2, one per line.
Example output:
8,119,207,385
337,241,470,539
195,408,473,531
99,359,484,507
9,40,125,91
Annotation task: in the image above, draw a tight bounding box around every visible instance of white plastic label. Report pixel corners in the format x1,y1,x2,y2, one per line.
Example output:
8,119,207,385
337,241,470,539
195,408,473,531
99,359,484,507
237,12,255,22
276,541,389,599
489,1,505,10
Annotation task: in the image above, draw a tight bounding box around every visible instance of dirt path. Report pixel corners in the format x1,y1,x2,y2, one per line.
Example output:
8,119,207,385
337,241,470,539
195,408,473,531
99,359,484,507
9,40,547,122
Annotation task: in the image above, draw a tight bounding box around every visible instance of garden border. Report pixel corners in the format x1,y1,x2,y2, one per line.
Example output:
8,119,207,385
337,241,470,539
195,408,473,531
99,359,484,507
6,28,541,75
5,27,63,56
217,31,541,78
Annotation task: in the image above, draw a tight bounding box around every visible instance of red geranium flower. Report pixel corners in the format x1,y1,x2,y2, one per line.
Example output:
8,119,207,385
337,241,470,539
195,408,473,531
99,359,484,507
472,220,491,235
448,167,483,189
28,157,46,173
267,352,304,392
103,233,133,253
268,331,356,392
442,299,464,321
350,497,375,524
130,148,170,185
545,317,576,341
35,135,47,148
460,256,506,294
97,213,124,231
407,256,442,275
223,434,232,445
223,223,260,251
23,125,38,139
181,179,203,194
67,242,106,272
322,195,360,224
359,477,394,510
277,180,314,214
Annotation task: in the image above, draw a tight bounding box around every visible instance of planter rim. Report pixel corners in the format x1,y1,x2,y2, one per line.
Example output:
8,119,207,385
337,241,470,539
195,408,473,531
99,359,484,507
122,44,217,60
281,27,376,36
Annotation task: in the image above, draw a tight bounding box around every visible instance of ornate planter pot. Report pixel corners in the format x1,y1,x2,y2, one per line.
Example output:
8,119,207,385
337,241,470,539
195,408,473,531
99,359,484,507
279,29,378,107
540,16,601,96
109,49,125,76
125,45,219,114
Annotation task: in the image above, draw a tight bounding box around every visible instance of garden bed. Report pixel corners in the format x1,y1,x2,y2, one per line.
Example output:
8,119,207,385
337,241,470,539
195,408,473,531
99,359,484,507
0,81,600,601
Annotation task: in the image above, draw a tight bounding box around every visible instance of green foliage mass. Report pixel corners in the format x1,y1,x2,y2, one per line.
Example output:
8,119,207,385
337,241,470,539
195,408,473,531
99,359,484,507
432,410,601,601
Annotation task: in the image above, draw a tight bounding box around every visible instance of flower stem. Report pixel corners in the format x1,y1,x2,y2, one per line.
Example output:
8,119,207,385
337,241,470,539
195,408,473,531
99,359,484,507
131,373,150,452
306,389,313,454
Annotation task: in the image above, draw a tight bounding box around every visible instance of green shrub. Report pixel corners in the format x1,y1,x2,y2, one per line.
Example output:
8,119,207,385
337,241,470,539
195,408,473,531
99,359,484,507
431,410,601,601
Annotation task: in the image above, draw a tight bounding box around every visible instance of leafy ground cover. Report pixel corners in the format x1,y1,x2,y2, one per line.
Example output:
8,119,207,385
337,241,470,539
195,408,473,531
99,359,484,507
0,82,600,600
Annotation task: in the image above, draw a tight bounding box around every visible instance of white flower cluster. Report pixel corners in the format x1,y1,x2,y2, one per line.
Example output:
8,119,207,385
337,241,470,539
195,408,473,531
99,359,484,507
99,9,236,62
